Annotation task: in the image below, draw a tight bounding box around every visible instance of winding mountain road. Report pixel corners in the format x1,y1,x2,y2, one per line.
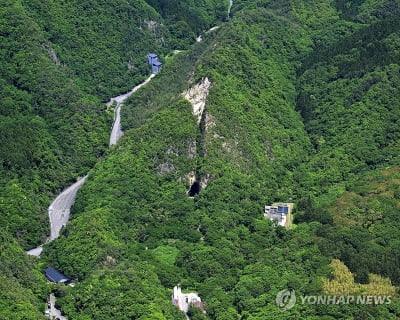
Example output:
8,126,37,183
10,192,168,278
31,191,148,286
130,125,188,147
228,0,233,18
46,294,67,320
23,9,230,312
26,74,155,258
109,102,124,146
22,6,230,310
49,175,88,241
26,246,43,257
26,175,87,257
108,73,155,146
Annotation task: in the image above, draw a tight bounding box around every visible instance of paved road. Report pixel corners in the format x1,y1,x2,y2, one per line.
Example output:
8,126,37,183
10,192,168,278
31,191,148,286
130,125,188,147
25,71,157,317
49,175,88,241
108,73,155,146
26,246,43,257
46,293,67,320
27,175,88,257
228,0,233,18
27,74,156,257
109,102,124,146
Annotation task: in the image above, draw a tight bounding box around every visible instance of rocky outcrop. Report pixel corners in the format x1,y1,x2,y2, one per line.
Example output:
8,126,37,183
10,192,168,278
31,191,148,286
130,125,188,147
188,139,197,159
200,173,212,189
187,171,196,187
184,77,211,124
182,79,213,195
205,112,216,131
43,44,61,66
157,162,175,174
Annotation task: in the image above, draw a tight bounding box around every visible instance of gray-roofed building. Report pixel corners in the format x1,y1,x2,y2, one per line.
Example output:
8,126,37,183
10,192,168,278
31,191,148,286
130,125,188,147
147,53,158,64
147,53,162,73
44,267,70,284
151,60,162,73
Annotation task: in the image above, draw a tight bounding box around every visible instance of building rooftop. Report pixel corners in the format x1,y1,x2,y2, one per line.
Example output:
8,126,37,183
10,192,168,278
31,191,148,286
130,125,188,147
264,203,294,228
172,285,205,314
45,267,70,283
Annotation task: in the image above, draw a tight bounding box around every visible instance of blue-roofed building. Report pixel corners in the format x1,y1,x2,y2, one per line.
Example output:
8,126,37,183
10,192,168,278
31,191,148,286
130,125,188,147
152,60,162,73
147,53,158,65
277,205,289,214
45,267,70,284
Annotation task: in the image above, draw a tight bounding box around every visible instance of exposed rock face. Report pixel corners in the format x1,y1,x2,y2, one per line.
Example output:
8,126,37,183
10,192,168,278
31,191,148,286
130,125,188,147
157,162,175,174
143,20,165,45
144,20,159,32
188,139,197,159
187,171,196,186
200,173,211,189
184,77,211,124
181,78,213,194
205,112,216,131
105,255,117,266
43,44,61,66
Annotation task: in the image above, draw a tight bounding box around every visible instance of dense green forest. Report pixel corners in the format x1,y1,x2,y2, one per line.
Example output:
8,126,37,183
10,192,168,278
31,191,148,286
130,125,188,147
1,0,400,319
0,0,226,250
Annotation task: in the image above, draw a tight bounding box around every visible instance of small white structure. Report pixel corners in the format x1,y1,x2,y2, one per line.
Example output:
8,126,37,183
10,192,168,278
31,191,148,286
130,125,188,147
172,285,205,314
264,203,292,227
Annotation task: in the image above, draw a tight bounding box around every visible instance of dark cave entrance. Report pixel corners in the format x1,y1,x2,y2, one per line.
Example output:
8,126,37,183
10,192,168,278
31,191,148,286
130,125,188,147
188,181,201,197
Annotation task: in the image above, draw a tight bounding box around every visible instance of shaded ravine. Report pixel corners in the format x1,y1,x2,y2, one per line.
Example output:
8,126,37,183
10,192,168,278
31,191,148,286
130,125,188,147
26,74,155,258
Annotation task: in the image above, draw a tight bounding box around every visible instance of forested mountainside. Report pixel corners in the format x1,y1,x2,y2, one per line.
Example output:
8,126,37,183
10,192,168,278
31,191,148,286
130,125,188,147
0,0,224,318
1,0,400,319
1,0,225,247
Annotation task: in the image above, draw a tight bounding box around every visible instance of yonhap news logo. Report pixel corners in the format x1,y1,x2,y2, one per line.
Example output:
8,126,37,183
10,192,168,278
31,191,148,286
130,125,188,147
276,289,296,311
276,289,392,311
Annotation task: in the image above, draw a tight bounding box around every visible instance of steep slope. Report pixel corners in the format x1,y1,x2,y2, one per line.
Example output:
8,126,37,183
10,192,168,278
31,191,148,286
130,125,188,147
314,167,400,285
43,1,400,319
21,0,166,99
0,229,49,320
144,0,229,48
296,12,400,194
0,1,110,248
22,0,229,98
0,0,231,249
3,0,400,319
43,98,199,318
0,0,228,318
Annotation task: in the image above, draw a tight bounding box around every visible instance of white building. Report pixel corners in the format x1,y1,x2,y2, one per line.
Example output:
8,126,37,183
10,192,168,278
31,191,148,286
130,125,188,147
264,203,292,227
172,285,205,314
